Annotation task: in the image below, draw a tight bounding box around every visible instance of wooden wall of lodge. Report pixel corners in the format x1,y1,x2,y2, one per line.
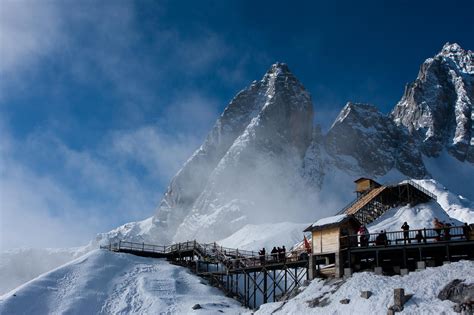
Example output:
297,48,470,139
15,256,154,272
311,221,360,255
312,226,340,254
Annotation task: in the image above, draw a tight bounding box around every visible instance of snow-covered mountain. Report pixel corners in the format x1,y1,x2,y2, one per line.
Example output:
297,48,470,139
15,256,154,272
3,43,473,297
94,43,473,247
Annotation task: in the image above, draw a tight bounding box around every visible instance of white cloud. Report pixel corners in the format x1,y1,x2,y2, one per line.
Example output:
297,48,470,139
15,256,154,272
0,0,243,250
0,0,63,74
0,91,219,250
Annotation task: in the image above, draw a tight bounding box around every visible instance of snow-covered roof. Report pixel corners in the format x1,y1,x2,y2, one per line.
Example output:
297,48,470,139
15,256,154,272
304,214,358,232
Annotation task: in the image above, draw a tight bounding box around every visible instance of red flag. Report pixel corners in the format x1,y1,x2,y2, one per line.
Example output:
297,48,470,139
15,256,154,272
304,235,311,253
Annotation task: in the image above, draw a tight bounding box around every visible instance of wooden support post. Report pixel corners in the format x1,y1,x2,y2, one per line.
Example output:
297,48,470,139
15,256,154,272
284,268,287,292
263,270,268,303
446,244,450,261
235,273,238,296
253,272,257,309
244,273,248,307
295,267,298,286
273,270,276,302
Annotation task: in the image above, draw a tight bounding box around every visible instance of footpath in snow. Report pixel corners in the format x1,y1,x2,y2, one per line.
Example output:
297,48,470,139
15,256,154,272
0,250,245,314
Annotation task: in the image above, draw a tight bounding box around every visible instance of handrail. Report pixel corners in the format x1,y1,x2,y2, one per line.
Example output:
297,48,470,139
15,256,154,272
340,225,469,248
101,239,306,271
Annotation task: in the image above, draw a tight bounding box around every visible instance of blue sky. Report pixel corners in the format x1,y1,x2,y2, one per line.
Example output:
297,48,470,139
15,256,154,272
1,0,473,249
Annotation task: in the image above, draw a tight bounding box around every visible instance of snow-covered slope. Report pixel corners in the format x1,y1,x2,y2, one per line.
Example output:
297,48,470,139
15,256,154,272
413,179,474,224
217,222,308,251
0,250,245,314
368,201,462,234
256,260,474,314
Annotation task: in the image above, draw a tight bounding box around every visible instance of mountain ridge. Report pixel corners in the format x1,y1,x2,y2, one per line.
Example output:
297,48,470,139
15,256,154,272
96,42,474,245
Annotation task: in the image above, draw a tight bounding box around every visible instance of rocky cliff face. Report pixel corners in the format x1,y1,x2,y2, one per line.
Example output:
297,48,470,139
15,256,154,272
392,43,473,162
324,102,427,178
151,75,269,242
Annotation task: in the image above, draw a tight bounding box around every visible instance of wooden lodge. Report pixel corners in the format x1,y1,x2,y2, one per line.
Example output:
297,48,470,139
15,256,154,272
304,214,360,255
304,214,360,277
304,178,474,279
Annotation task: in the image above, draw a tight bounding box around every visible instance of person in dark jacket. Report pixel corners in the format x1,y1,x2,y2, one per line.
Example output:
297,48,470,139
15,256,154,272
271,247,278,262
463,223,472,240
401,222,411,244
443,223,452,241
258,248,266,264
415,230,424,243
281,246,286,262
433,218,443,241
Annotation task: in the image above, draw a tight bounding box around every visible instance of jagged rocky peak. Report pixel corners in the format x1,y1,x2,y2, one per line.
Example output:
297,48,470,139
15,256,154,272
439,42,473,74
154,62,315,243
391,42,473,162
255,62,314,156
173,63,315,242
325,102,427,178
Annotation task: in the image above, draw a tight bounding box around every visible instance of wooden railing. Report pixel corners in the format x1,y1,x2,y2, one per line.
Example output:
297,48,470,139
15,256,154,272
100,240,309,270
340,225,470,248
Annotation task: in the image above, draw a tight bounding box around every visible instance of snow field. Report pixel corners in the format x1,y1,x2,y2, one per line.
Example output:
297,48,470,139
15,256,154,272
0,250,245,315
255,260,474,315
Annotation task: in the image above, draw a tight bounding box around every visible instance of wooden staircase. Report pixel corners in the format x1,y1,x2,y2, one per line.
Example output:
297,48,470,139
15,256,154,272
344,186,386,215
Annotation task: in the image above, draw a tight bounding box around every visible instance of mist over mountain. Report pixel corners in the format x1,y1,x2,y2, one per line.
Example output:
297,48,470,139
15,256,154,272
97,43,474,246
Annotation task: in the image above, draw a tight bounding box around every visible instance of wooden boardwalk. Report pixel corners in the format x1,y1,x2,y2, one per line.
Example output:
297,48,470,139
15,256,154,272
101,240,309,309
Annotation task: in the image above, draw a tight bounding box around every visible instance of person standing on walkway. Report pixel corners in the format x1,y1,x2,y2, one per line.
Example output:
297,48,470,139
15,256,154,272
271,247,278,262
401,222,411,244
463,223,472,240
433,218,443,241
259,248,266,264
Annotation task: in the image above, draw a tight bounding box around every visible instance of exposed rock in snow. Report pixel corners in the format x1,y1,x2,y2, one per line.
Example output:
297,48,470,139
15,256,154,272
0,250,245,314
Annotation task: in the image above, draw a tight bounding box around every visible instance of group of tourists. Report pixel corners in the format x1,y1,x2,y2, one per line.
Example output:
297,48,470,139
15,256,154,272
258,246,286,264
356,218,472,247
